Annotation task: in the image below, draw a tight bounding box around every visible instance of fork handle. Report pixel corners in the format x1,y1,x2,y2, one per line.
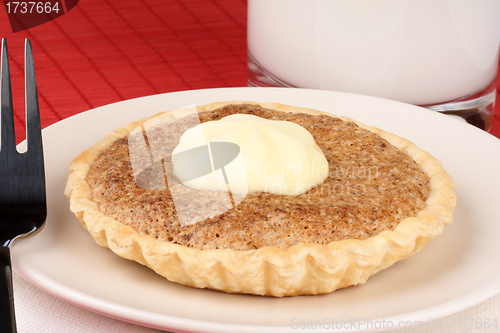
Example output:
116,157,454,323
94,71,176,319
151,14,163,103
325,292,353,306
0,246,17,333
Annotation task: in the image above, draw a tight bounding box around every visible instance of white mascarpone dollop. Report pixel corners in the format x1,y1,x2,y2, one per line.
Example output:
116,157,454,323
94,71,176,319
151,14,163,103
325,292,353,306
172,114,329,196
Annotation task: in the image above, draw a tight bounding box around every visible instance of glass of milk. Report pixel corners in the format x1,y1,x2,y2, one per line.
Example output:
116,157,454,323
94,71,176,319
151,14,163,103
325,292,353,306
247,0,500,131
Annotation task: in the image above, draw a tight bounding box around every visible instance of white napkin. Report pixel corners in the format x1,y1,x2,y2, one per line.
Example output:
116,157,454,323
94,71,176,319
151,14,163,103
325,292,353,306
13,271,500,333
13,272,166,333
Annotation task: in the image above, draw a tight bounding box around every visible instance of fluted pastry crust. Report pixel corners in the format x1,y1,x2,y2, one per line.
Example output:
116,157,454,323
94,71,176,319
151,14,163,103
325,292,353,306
65,101,456,296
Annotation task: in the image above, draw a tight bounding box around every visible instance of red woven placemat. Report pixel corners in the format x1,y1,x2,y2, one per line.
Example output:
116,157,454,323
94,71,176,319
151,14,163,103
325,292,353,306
1,0,248,143
1,0,499,143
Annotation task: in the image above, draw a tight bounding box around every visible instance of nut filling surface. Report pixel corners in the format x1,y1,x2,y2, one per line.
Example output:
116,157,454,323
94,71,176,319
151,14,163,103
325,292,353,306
86,104,431,251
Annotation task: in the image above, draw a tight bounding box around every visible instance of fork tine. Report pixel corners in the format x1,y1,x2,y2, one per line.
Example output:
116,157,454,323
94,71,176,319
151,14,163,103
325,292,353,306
24,39,43,155
24,39,46,204
1,39,16,154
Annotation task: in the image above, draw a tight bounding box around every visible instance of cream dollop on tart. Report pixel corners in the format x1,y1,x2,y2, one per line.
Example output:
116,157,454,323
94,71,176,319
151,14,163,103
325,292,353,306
172,114,329,196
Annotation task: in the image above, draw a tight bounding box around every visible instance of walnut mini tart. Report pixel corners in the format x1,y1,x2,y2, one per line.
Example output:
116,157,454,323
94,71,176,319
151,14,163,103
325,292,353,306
65,101,456,297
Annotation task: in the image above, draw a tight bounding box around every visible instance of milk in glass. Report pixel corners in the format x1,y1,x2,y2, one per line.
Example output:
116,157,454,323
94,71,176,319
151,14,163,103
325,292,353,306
248,0,500,107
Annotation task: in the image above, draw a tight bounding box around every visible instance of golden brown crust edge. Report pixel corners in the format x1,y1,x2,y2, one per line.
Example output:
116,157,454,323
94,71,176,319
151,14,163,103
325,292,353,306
64,101,456,297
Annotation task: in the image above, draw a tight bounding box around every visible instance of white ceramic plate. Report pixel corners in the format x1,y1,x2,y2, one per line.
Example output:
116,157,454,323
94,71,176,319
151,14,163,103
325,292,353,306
12,88,500,333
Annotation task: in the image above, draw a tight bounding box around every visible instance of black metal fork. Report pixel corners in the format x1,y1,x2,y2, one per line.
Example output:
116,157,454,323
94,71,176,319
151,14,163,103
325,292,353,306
0,39,47,333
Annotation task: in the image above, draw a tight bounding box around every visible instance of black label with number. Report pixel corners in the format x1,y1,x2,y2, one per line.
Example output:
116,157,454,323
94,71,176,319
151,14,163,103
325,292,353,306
3,0,79,33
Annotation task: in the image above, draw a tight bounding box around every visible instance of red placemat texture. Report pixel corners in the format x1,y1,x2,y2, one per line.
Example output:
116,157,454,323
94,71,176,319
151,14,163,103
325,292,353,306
1,0,499,144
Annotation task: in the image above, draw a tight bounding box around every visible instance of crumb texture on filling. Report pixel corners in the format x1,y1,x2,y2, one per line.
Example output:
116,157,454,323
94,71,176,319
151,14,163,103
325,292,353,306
86,104,431,251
